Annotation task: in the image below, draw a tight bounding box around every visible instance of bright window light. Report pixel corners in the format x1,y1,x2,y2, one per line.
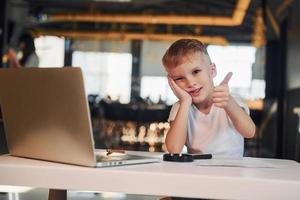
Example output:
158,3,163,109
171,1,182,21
34,36,65,67
207,45,264,99
141,76,177,105
72,51,132,103
207,45,255,88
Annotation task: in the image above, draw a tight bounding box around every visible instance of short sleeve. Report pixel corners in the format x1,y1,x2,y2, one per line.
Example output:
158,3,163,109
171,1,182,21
24,53,39,68
231,94,250,115
167,101,180,122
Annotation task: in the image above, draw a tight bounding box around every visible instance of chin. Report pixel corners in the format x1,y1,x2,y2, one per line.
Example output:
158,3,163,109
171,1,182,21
192,96,205,104
192,91,211,104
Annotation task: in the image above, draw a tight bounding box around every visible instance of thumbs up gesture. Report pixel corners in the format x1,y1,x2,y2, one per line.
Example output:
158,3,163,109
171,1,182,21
212,72,232,108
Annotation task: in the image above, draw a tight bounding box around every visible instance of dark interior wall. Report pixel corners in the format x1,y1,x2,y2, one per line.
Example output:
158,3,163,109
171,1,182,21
261,1,300,160
283,0,300,161
0,0,8,68
0,0,9,154
286,0,300,90
259,99,278,158
284,89,300,160
130,40,142,101
261,8,289,157
260,38,285,158
0,121,8,154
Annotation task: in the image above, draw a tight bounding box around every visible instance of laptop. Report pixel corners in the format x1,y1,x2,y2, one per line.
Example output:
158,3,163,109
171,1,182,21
0,67,159,167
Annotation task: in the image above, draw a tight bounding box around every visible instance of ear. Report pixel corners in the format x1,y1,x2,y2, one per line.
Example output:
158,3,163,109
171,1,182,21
210,63,217,78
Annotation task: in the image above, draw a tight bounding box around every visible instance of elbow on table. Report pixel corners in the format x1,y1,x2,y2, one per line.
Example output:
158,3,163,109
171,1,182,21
165,141,184,154
243,124,256,139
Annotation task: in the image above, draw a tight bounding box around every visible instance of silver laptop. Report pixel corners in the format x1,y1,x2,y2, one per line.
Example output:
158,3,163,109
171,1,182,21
0,67,159,167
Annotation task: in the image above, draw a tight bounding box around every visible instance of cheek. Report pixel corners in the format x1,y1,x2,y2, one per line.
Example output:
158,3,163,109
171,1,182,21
200,73,213,84
176,81,188,90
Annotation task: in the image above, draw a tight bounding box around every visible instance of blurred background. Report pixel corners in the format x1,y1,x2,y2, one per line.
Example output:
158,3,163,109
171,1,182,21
0,0,299,162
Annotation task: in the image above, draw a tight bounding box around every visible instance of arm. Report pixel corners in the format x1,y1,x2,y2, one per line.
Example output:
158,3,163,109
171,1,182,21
165,77,192,153
224,96,256,138
213,72,256,138
7,48,22,68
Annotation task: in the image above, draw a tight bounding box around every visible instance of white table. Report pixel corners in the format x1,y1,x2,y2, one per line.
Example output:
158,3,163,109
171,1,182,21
0,153,300,200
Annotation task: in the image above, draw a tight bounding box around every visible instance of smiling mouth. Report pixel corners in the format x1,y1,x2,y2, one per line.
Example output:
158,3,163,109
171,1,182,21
189,87,202,97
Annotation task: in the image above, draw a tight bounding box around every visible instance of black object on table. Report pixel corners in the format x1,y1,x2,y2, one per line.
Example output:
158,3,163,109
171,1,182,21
163,153,212,162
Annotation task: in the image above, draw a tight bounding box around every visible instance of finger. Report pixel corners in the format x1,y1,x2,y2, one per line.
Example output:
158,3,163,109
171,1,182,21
167,76,173,85
168,76,177,88
213,97,229,103
168,75,175,84
169,77,182,90
213,92,228,98
214,85,228,92
214,102,226,108
167,77,176,90
219,72,233,85
168,76,182,95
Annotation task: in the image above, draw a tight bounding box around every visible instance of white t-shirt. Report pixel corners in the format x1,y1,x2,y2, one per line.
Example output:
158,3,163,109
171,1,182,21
168,95,249,158
24,53,39,68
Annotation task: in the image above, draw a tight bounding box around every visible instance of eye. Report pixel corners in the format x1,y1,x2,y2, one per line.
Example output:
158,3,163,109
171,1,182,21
193,69,202,75
173,77,183,81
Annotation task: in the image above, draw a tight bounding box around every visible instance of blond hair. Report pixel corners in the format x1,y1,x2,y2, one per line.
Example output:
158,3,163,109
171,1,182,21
162,39,211,69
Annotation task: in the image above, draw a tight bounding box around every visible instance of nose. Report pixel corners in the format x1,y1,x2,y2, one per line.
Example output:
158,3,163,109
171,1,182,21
185,76,196,88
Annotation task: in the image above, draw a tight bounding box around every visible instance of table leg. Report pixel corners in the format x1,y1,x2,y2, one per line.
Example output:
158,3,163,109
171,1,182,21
48,189,67,200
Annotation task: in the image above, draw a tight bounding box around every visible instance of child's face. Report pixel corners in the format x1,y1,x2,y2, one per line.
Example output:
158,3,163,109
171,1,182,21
166,51,216,105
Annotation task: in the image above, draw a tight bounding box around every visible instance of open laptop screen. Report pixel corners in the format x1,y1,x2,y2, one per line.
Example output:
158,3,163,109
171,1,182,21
0,68,96,166
0,68,159,167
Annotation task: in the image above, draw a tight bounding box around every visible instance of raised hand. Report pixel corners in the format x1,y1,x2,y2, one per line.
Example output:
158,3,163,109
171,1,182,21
168,76,192,104
7,48,21,68
212,72,232,108
7,48,17,60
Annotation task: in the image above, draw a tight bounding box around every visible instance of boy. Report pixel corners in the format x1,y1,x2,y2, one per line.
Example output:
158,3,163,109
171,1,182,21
162,39,255,157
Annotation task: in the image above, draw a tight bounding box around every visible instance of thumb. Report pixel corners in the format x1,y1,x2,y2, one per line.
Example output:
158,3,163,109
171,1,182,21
219,72,233,85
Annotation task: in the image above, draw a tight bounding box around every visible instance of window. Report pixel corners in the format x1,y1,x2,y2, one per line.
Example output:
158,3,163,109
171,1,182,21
141,76,176,105
72,51,132,103
207,45,264,99
34,36,65,67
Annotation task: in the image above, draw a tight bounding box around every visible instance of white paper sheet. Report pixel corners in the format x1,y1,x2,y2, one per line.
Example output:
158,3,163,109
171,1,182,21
195,157,281,168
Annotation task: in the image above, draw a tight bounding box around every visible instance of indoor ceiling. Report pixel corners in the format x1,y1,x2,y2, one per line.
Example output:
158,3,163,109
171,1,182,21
9,0,293,46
